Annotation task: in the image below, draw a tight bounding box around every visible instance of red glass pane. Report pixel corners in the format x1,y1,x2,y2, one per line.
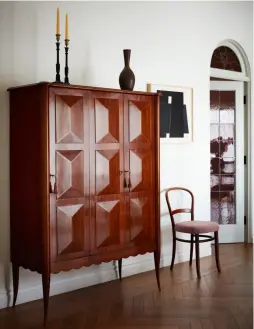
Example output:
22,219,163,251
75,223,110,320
210,89,236,225
211,191,235,224
210,46,242,72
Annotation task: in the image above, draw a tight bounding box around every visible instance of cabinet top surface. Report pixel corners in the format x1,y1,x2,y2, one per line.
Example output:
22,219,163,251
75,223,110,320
7,81,158,96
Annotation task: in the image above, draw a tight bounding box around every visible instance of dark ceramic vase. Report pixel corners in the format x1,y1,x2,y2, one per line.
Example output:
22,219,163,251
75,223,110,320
119,49,135,91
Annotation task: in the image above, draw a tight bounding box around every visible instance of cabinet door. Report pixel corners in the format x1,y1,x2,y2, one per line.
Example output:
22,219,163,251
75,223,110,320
89,91,125,255
124,94,156,249
49,88,90,263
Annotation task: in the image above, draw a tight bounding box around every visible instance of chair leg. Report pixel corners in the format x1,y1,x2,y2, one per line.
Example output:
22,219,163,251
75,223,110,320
170,232,176,271
189,234,194,266
195,234,201,279
214,231,221,273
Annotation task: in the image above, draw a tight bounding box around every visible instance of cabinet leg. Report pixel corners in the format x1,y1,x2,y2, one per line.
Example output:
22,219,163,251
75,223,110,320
42,271,50,327
12,263,19,308
118,259,122,280
153,250,161,291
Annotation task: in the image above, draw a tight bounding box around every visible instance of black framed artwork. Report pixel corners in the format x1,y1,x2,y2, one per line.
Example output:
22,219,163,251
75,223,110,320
147,83,193,143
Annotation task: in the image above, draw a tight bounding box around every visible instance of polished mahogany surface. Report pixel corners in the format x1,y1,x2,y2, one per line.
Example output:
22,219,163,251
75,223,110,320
9,82,160,324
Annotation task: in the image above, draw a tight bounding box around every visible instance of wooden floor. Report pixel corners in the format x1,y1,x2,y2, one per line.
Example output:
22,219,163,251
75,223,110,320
0,244,252,329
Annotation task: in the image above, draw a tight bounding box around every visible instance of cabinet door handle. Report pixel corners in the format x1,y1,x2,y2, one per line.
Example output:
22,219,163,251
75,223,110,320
53,181,57,194
120,171,131,188
49,175,53,193
49,181,53,193
128,172,132,189
49,174,57,194
123,176,127,188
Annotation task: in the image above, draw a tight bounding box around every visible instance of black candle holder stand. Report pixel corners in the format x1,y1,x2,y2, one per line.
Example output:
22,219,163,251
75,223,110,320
64,39,70,84
55,34,62,83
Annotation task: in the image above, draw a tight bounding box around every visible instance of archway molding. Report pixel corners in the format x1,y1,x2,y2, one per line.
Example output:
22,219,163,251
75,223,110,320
210,39,250,82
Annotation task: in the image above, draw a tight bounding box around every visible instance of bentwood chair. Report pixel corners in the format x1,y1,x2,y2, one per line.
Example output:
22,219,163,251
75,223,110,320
165,187,221,279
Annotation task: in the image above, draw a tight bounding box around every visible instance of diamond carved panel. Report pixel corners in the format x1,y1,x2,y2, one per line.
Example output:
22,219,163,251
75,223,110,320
129,149,151,191
95,98,119,144
95,149,120,195
57,204,85,256
129,101,151,143
95,200,120,248
129,197,148,242
56,150,84,199
55,95,84,144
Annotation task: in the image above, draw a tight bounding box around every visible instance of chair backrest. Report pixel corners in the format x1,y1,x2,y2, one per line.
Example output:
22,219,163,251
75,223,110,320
165,187,194,227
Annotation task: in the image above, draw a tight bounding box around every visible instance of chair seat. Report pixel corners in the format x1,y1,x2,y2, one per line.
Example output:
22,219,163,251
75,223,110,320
175,220,219,234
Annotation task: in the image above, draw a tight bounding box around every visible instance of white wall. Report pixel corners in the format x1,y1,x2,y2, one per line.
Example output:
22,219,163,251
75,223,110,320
0,1,252,308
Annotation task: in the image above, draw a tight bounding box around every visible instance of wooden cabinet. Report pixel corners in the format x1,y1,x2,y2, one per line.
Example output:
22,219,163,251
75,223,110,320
8,82,160,324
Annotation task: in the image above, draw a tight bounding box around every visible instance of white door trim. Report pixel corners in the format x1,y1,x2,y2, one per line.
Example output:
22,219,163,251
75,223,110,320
210,40,252,243
210,81,245,243
210,68,249,82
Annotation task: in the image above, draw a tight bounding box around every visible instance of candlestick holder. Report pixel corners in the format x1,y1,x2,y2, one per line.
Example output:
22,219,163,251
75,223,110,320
64,39,70,84
55,34,62,83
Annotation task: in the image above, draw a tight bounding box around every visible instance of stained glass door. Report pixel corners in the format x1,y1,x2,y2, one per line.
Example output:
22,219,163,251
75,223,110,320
210,81,244,243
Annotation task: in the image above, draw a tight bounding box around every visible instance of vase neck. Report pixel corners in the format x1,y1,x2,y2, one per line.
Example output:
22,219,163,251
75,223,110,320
123,49,131,67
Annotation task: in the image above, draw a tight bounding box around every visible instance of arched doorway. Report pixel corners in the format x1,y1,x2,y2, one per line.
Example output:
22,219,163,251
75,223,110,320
209,40,252,243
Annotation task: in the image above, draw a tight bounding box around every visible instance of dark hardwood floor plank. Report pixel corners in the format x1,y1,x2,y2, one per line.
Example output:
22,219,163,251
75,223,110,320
0,244,252,329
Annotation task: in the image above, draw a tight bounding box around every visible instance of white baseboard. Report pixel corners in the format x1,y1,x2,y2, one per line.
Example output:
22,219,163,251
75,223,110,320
0,243,211,309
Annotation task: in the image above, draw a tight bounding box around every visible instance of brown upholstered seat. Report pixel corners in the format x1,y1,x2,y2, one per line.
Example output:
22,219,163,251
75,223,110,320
175,220,219,234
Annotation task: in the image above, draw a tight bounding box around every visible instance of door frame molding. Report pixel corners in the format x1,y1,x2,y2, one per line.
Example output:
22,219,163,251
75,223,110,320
210,39,252,243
